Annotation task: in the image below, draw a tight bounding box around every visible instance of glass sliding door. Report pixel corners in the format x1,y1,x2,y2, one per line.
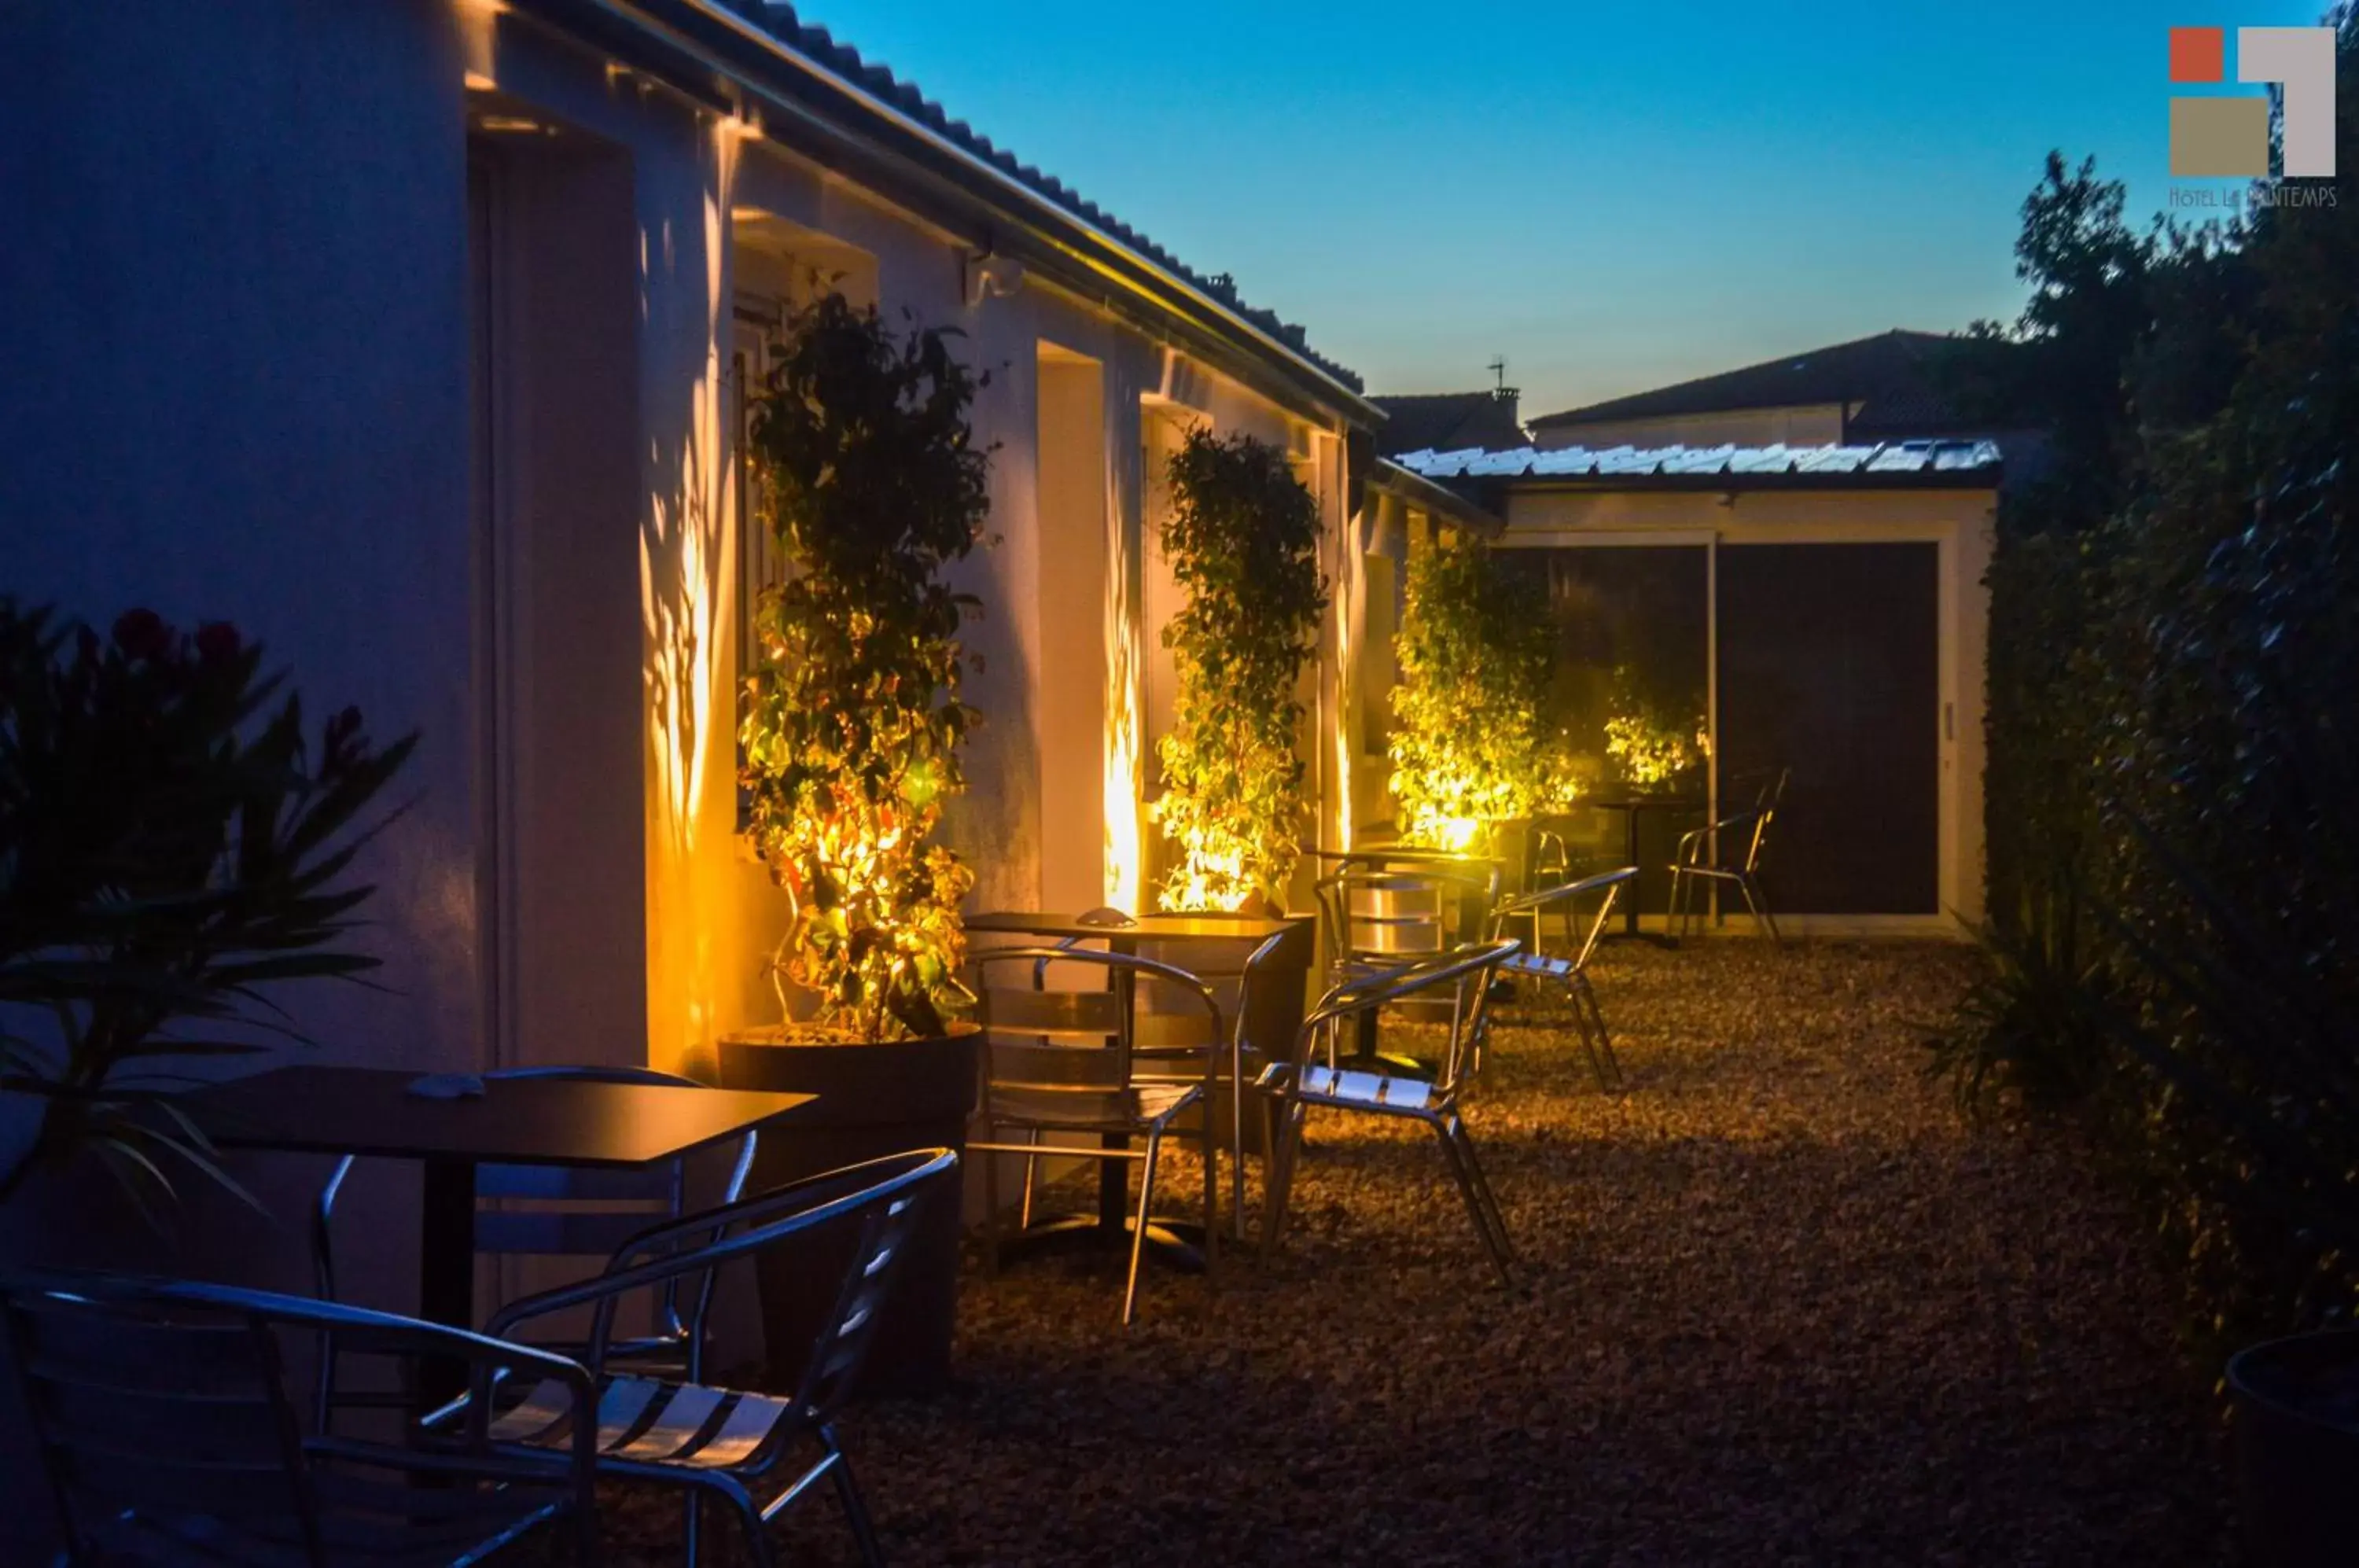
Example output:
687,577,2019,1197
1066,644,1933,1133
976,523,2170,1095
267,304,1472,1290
1500,544,1711,916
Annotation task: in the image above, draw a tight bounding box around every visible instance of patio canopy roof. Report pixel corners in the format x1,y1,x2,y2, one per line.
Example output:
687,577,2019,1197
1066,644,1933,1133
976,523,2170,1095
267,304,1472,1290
1369,455,1504,537
1392,438,2004,492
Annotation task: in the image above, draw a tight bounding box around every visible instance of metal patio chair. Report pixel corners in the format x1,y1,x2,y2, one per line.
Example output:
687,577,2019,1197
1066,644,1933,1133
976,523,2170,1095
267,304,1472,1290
314,1063,760,1422
1258,939,1523,1284
2,1270,598,1568
1313,860,1502,1069
1318,858,1504,970
1117,925,1300,1243
967,946,1227,1324
1668,767,1789,944
480,1148,958,1568
1489,866,1639,1090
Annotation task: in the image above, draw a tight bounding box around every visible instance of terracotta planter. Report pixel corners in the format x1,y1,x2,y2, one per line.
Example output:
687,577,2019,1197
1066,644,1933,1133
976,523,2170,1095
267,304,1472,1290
2228,1330,2359,1566
716,1025,978,1399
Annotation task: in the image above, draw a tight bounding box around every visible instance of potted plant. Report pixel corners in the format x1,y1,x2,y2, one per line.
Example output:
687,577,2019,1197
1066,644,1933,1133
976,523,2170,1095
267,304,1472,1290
0,600,411,1238
717,293,990,1397
1150,426,1327,914
1386,528,1551,856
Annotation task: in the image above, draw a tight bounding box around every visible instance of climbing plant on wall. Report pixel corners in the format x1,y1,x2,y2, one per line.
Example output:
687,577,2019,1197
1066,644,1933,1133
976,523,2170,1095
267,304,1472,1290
1388,528,1552,849
1151,427,1327,912
740,293,991,1042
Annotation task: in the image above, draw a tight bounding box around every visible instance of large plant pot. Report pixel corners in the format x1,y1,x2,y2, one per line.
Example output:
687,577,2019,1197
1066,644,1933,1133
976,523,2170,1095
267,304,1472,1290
2228,1330,2359,1566
717,1025,977,1400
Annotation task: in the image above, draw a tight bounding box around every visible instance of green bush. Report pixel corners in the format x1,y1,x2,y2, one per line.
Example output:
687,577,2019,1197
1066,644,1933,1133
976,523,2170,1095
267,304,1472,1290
739,293,990,1041
1387,529,1552,848
1951,13,2359,1345
1150,428,1327,912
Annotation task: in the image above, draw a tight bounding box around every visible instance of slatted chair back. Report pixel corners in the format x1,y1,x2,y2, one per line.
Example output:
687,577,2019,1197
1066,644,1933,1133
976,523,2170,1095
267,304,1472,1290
785,1154,950,1423
1300,938,1518,1101
491,1150,959,1425
1128,915,1261,1059
1492,866,1638,974
1741,767,1790,874
4,1272,598,1568
6,1281,321,1562
1129,921,1303,1066
970,947,1226,1130
1319,866,1495,966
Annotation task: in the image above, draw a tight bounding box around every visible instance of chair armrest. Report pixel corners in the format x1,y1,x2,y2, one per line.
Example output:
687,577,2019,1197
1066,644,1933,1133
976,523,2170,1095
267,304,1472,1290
327,1336,601,1525
1495,866,1638,918
487,1150,957,1353
1678,810,1760,864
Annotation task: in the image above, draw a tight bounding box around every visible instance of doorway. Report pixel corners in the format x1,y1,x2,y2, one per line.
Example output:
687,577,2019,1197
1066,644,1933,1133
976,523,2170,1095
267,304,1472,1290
1715,543,1940,915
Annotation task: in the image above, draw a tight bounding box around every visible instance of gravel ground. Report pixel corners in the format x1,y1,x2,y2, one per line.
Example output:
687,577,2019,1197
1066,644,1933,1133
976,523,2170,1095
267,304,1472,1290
574,940,2230,1566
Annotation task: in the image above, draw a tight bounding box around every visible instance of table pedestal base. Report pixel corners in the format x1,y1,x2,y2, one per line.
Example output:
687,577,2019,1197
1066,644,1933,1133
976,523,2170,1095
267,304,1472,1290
990,1213,1209,1273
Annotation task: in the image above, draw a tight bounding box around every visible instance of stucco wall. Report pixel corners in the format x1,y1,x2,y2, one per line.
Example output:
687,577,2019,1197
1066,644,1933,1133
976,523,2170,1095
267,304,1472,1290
0,0,1359,1261
0,0,483,1316
2,0,480,1073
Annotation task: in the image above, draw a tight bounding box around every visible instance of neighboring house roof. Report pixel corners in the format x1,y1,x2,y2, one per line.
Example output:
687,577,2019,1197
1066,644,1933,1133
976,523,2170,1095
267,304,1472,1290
723,1,1362,396
1368,392,1525,457
1393,438,2003,490
1527,329,1968,438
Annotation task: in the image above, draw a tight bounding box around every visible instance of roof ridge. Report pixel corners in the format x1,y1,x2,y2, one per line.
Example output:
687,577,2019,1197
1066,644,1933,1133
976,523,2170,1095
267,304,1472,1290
1529,326,1958,429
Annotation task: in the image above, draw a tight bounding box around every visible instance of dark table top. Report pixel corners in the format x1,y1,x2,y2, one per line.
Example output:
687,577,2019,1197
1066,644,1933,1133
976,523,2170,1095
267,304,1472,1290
1589,796,1707,813
179,1066,814,1168
966,911,1309,944
1305,845,1503,865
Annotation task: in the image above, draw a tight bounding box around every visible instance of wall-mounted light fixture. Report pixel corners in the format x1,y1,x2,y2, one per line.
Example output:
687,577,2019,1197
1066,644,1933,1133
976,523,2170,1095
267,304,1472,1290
961,245,1025,308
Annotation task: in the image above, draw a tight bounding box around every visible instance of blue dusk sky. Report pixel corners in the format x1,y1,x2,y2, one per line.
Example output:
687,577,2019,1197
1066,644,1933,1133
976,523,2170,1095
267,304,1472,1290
793,0,2331,419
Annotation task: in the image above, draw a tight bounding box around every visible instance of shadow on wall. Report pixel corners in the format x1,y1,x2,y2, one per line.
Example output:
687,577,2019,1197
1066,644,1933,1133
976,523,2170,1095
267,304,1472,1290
639,142,748,1084
939,547,1039,915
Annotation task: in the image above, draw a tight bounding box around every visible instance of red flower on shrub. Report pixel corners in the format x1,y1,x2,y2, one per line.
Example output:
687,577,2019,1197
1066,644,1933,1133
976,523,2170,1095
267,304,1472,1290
194,622,241,664
111,609,171,661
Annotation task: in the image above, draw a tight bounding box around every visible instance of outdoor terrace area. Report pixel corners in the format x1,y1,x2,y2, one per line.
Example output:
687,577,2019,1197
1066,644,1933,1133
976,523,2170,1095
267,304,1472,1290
572,940,2225,1566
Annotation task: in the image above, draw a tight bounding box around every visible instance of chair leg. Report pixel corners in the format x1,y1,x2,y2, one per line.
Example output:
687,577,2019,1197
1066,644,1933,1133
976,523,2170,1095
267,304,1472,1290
1433,1113,1514,1286
978,1134,1001,1277
727,1482,778,1568
1018,1128,1041,1231
1570,992,1612,1091
1261,1097,1304,1253
1452,1115,1515,1271
1123,1127,1165,1327
1754,874,1783,946
1585,981,1623,1089
1201,1118,1219,1277
1577,975,1624,1091
1230,1037,1249,1245
1739,874,1783,946
823,1426,888,1568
